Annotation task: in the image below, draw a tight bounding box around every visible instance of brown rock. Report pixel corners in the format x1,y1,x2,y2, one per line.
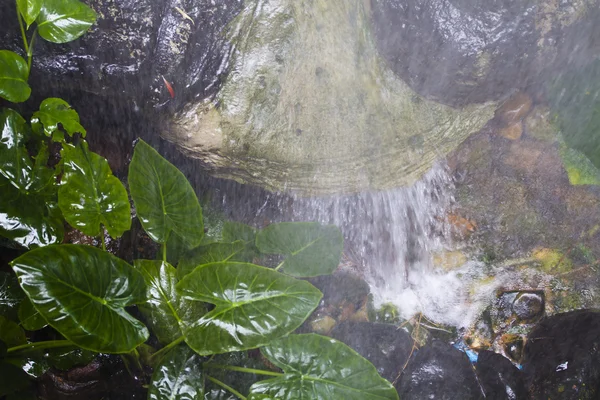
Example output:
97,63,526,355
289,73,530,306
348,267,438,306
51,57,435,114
496,92,533,125
499,122,523,140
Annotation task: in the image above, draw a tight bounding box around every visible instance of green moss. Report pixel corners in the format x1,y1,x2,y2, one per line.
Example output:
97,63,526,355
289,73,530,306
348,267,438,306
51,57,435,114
533,248,573,273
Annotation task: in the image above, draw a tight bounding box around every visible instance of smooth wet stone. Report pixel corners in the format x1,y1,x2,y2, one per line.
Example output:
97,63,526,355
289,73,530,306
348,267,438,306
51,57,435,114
371,0,600,106
522,310,600,399
512,292,544,322
330,321,413,382
475,350,526,400
396,340,484,399
166,0,495,195
496,92,533,126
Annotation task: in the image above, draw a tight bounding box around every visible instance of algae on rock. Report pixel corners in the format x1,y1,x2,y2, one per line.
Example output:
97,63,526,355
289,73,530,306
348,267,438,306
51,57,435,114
166,0,495,195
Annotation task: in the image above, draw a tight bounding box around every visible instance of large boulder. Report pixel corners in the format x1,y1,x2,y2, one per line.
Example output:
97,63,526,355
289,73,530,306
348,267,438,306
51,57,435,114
370,0,600,106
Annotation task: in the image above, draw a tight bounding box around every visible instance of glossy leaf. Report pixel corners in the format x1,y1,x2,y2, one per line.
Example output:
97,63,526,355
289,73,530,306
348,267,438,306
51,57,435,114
0,109,33,192
0,179,64,248
31,98,86,138
17,0,43,27
47,348,96,371
36,0,97,44
58,142,131,238
222,221,256,243
177,262,322,355
148,344,204,400
177,241,251,278
256,222,343,277
250,334,399,400
135,260,206,345
0,361,31,397
0,51,31,103
0,315,27,347
129,140,204,248
0,271,25,321
11,244,149,353
18,297,47,331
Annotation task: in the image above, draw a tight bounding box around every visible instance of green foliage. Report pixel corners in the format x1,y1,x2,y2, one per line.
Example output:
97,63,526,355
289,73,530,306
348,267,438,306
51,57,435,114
0,5,395,398
129,140,204,248
148,344,205,400
11,245,149,353
0,51,31,103
249,334,400,400
58,141,131,237
256,222,344,277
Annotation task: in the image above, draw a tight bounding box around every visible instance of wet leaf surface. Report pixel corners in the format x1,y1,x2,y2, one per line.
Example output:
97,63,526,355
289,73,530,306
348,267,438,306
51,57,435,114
177,241,251,278
11,244,149,353
58,142,131,238
148,344,204,400
0,51,31,103
256,222,343,277
0,109,34,192
16,0,42,27
135,260,206,345
36,0,96,44
18,296,47,331
129,140,204,248
0,271,25,321
0,315,27,347
250,334,399,400
31,98,86,138
177,262,322,355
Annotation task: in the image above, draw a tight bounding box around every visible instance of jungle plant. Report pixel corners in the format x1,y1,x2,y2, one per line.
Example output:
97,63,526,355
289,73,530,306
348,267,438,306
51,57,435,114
0,1,400,399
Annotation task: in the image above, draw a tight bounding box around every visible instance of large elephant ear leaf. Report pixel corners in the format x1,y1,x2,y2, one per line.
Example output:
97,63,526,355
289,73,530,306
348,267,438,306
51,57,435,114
177,241,251,279
148,344,204,400
58,142,131,238
129,140,204,249
36,0,96,44
0,51,31,103
0,109,34,192
135,260,206,345
176,262,322,355
250,334,399,400
10,245,149,353
256,222,343,277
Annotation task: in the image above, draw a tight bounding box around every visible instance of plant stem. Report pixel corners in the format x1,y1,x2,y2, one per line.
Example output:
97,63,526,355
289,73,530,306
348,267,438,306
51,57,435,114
162,242,167,262
206,375,247,400
149,335,185,361
101,227,107,251
27,29,37,71
7,340,74,354
203,363,283,377
16,2,30,76
275,261,284,271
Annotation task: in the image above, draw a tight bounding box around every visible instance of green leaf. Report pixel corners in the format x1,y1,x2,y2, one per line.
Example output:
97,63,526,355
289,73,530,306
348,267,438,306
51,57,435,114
135,260,206,345
47,347,96,371
0,109,34,192
0,315,27,347
177,241,252,278
250,334,399,400
163,232,189,265
17,0,43,28
222,221,256,243
58,142,131,238
0,361,31,397
256,222,344,277
0,178,64,248
28,142,57,195
148,344,204,400
11,244,149,353
0,51,31,103
18,297,47,331
129,140,204,248
31,98,86,138
559,145,600,186
0,271,25,321
177,262,322,355
36,0,97,44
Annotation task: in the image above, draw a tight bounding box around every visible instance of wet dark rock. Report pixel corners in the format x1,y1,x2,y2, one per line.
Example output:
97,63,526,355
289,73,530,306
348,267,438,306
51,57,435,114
396,340,484,399
496,92,533,126
522,310,600,399
475,350,526,400
501,334,525,364
512,292,544,322
0,0,243,111
370,0,600,106
330,321,412,382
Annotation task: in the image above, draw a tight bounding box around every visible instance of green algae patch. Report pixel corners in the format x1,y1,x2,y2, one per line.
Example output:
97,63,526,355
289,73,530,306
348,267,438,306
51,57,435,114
559,145,600,186
533,248,572,274
166,0,495,195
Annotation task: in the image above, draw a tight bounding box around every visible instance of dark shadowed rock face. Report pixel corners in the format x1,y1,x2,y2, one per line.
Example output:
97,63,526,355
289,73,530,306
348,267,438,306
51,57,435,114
370,0,600,106
0,0,243,110
330,322,413,382
396,340,484,399
476,350,526,400
522,310,600,399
